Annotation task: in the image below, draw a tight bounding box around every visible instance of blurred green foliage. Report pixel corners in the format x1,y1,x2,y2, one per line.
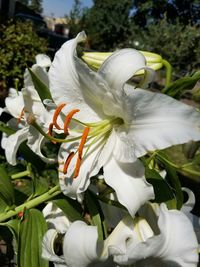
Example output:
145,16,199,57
69,0,200,77
0,20,48,92
127,18,200,77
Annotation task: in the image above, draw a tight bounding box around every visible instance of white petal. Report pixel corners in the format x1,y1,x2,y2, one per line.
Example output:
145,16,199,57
43,203,70,234
24,65,49,88
103,157,154,216
3,127,29,165
181,187,195,214
98,49,153,96
115,88,200,161
49,31,105,123
63,221,102,267
102,216,135,261
5,88,24,118
27,126,56,163
22,86,47,119
35,54,51,68
58,138,104,202
42,229,66,266
124,204,199,266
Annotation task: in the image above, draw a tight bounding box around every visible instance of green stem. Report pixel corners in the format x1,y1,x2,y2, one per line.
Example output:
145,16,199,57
181,167,200,177
156,152,200,178
162,59,172,88
0,185,61,222
11,170,31,179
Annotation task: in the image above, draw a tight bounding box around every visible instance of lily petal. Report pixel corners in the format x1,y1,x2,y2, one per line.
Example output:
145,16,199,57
27,125,56,163
5,88,24,118
98,49,154,95
49,31,106,123
114,88,200,161
123,204,199,266
63,221,102,267
59,137,104,202
3,126,29,165
24,64,49,89
42,229,66,267
35,54,51,68
103,157,154,216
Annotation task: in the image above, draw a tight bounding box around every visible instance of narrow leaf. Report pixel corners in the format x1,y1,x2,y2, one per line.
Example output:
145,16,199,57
18,209,48,267
162,71,200,99
145,166,177,209
156,152,183,209
85,191,105,241
0,165,14,206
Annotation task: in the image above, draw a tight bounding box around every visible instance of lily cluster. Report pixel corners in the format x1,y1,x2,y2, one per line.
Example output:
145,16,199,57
1,32,200,266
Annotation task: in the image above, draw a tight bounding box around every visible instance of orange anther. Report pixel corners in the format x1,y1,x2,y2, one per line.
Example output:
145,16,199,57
64,109,80,135
63,152,75,174
74,127,90,178
53,103,66,130
17,107,25,124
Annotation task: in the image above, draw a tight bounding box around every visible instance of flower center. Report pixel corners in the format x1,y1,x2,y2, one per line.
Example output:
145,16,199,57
32,103,123,178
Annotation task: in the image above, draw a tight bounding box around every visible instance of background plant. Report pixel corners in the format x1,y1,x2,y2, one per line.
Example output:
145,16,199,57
0,20,48,93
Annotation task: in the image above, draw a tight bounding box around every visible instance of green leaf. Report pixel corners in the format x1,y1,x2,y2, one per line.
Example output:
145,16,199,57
162,71,200,99
0,121,15,135
0,165,14,206
0,218,20,242
52,197,83,222
19,141,46,169
145,166,176,209
18,209,48,267
156,152,183,209
85,191,105,241
28,68,52,103
32,176,49,198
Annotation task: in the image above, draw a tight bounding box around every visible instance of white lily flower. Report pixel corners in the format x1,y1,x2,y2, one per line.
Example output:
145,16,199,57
60,203,198,267
181,187,200,245
103,203,199,266
1,55,55,165
48,31,200,216
42,202,70,267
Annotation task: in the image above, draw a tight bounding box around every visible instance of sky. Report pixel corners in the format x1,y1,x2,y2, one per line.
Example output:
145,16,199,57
42,0,93,17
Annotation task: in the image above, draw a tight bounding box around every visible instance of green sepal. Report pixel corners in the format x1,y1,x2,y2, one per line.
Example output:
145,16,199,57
28,68,52,103
85,191,106,241
162,71,200,99
18,209,48,267
0,165,14,206
52,197,83,222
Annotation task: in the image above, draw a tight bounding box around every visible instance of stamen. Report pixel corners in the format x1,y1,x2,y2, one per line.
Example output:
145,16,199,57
64,109,80,135
63,152,75,174
48,122,54,137
74,127,90,178
48,123,57,144
17,107,25,124
53,103,66,130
